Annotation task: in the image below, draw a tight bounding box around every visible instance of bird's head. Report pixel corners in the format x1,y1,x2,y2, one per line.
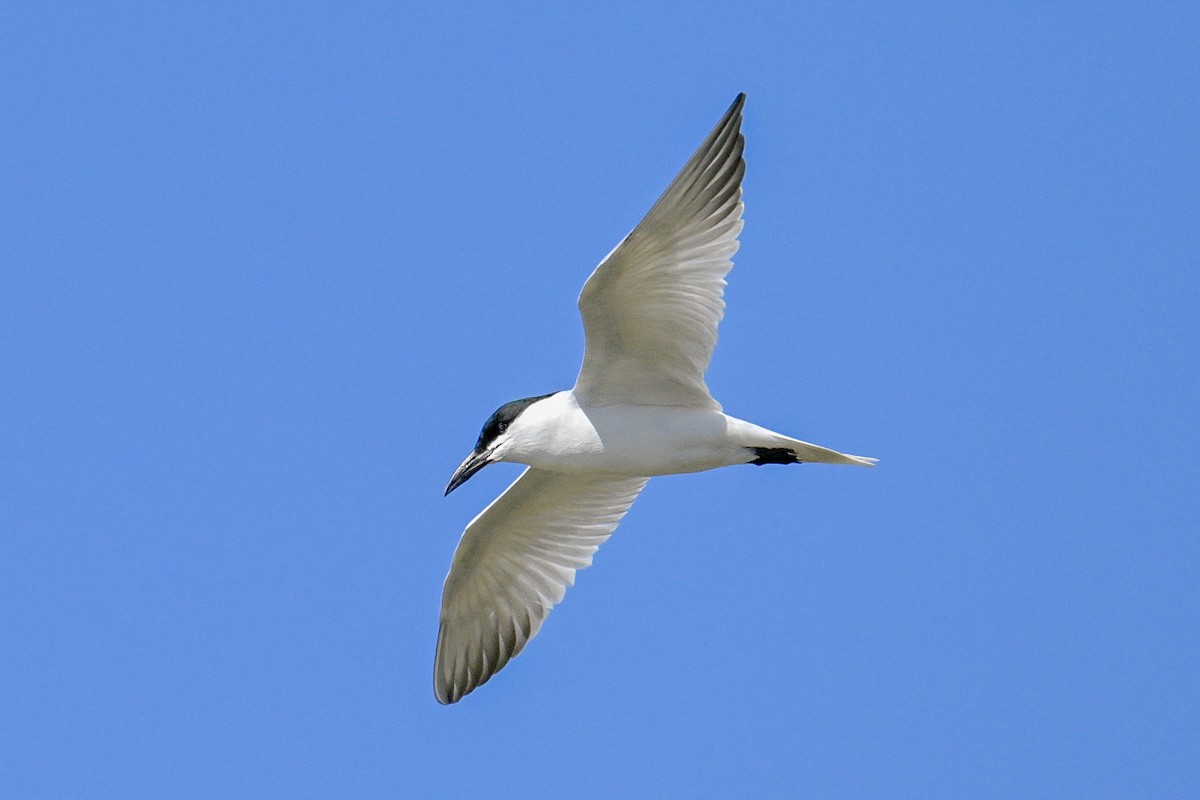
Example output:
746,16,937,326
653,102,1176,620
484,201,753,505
444,392,556,495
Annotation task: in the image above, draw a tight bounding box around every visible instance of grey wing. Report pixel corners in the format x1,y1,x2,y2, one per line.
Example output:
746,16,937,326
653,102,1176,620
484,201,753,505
574,93,746,409
435,468,649,704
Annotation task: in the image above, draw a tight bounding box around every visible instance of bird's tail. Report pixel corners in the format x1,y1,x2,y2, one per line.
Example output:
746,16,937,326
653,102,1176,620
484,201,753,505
728,417,878,467
751,430,877,467
783,438,878,467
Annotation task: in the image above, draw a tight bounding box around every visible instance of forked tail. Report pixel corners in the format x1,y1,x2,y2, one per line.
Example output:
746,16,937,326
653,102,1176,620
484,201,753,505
746,438,877,467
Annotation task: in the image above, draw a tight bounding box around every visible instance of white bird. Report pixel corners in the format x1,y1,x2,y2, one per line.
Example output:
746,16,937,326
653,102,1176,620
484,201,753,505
436,93,875,704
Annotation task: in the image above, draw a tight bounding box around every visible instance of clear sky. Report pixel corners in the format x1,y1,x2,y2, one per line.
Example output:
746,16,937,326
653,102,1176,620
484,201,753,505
3,3,1197,797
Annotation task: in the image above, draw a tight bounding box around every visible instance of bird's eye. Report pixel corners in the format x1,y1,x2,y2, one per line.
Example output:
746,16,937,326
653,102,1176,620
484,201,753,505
498,422,508,432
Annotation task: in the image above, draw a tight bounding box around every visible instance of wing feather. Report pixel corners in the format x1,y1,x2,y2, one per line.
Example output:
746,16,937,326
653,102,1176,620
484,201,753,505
435,468,648,704
574,94,747,409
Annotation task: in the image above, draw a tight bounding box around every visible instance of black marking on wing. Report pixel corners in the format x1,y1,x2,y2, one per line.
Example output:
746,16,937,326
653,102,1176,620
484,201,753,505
746,447,805,466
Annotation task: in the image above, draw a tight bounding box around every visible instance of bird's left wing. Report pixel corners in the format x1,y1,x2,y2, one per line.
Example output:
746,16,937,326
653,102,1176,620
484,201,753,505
435,468,648,704
574,93,746,409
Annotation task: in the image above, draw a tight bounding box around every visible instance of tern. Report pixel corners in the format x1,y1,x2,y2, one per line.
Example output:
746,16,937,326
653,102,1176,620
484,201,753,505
437,93,876,704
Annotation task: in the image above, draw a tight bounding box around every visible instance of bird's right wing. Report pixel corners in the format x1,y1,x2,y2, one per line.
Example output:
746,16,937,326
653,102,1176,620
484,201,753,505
435,468,648,704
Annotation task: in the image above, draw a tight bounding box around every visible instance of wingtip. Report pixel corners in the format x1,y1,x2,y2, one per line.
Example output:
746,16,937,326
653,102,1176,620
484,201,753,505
433,622,455,704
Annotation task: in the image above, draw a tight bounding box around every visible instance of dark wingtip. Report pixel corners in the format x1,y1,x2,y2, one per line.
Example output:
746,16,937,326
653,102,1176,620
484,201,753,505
716,93,746,131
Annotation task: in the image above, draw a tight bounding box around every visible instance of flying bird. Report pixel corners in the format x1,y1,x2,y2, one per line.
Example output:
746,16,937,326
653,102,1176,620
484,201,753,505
436,93,876,704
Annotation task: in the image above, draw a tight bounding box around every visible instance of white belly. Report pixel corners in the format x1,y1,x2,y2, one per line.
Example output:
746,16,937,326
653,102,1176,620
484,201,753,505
505,392,760,477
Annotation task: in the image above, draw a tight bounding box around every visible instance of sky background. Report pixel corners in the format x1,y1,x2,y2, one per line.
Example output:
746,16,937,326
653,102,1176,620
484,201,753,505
3,2,1198,797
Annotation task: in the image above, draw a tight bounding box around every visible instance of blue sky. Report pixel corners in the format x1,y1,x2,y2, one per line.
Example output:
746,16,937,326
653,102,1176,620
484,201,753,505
2,2,1197,797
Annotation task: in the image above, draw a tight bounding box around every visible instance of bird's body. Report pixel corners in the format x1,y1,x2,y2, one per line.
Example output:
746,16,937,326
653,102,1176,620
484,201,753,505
495,390,872,477
435,94,876,704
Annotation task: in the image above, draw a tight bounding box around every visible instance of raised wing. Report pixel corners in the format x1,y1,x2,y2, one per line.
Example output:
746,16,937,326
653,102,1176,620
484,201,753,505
435,468,648,704
574,93,746,409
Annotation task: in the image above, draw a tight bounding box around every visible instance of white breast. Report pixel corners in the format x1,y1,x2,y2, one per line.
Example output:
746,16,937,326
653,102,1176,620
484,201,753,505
502,392,744,477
